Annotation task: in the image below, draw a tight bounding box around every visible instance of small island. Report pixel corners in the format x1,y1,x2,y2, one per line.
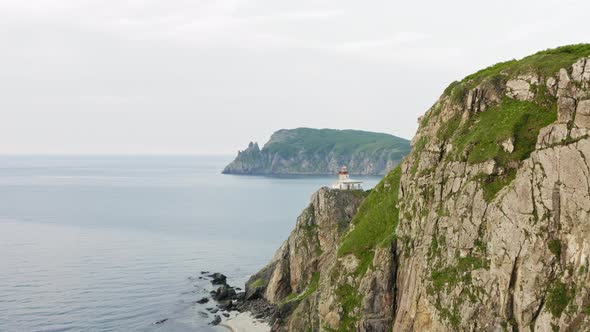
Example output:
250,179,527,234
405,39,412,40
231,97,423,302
222,128,411,176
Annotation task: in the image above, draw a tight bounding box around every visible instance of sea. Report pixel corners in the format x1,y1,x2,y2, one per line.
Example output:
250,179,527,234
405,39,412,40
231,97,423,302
0,155,381,332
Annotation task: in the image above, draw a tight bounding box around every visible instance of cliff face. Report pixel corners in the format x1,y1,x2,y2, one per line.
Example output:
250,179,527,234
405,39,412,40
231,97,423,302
244,45,590,332
394,47,590,332
223,128,411,176
245,174,401,332
244,188,368,330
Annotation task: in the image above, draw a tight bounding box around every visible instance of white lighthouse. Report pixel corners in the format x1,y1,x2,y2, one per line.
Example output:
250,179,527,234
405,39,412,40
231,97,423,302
332,166,363,190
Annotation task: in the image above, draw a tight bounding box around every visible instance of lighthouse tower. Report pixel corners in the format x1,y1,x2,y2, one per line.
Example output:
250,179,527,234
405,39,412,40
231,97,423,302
332,166,363,190
339,166,350,181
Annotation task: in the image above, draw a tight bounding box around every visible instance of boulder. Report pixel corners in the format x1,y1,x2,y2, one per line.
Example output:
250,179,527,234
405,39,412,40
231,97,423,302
208,273,227,285
211,285,236,301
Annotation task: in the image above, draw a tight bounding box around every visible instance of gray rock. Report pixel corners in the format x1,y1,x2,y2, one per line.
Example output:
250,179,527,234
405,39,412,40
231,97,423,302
210,315,221,326
211,285,236,301
207,273,227,285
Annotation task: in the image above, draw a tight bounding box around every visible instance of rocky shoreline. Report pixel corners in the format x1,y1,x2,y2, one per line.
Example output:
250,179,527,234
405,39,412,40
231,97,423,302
150,271,275,331
196,271,276,330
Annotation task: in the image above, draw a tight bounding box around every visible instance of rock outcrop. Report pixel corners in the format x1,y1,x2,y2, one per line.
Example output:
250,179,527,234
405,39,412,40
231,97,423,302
394,45,590,332
223,128,411,176
244,187,367,330
242,44,590,331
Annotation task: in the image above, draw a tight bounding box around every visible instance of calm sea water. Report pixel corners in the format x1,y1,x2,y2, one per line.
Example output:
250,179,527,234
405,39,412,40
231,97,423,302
0,155,380,332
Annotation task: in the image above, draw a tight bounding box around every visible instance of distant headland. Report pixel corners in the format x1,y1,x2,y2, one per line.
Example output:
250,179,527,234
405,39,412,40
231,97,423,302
222,128,411,176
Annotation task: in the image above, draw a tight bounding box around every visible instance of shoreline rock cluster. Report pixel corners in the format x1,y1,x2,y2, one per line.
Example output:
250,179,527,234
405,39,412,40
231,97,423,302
197,271,279,327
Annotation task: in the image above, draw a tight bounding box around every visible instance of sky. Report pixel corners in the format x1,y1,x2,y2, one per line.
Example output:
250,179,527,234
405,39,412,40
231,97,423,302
1,0,589,155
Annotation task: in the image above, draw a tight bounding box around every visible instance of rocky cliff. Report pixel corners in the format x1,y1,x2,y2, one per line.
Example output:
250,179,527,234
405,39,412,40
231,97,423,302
243,44,590,332
223,128,411,175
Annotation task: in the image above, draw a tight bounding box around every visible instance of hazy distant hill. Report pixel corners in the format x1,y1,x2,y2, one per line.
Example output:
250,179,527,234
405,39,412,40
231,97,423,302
222,128,411,175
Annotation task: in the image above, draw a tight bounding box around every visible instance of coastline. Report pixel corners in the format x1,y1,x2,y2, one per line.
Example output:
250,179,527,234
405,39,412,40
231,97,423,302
219,312,270,332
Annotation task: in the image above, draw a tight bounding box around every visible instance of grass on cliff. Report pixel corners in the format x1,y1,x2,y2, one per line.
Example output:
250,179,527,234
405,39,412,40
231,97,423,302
332,284,362,332
280,272,320,305
437,95,556,202
546,281,576,318
338,166,401,276
548,239,562,258
428,255,489,328
474,170,517,202
452,97,557,164
437,44,586,159
430,255,489,293
456,44,590,88
250,278,265,288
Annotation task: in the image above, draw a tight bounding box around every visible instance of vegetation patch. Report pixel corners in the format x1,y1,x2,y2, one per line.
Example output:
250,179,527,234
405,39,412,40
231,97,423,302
436,113,462,143
546,281,575,318
474,170,517,203
440,97,557,202
301,222,318,237
354,251,375,278
280,272,320,305
548,239,562,258
430,255,489,293
452,98,556,165
250,278,265,288
334,284,362,331
439,306,461,328
338,166,401,276
428,255,489,328
427,234,445,262
409,137,429,175
300,272,320,299
457,44,590,89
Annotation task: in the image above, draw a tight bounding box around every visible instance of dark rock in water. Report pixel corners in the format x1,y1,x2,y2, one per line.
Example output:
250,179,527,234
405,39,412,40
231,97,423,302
198,311,209,318
210,315,221,326
201,271,209,275
235,291,246,301
211,285,236,301
219,301,234,311
196,297,209,304
154,318,168,325
222,313,230,318
208,273,227,285
235,287,242,291
206,308,219,314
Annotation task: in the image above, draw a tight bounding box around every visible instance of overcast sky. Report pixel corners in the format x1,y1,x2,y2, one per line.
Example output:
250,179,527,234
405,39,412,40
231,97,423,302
1,0,588,155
